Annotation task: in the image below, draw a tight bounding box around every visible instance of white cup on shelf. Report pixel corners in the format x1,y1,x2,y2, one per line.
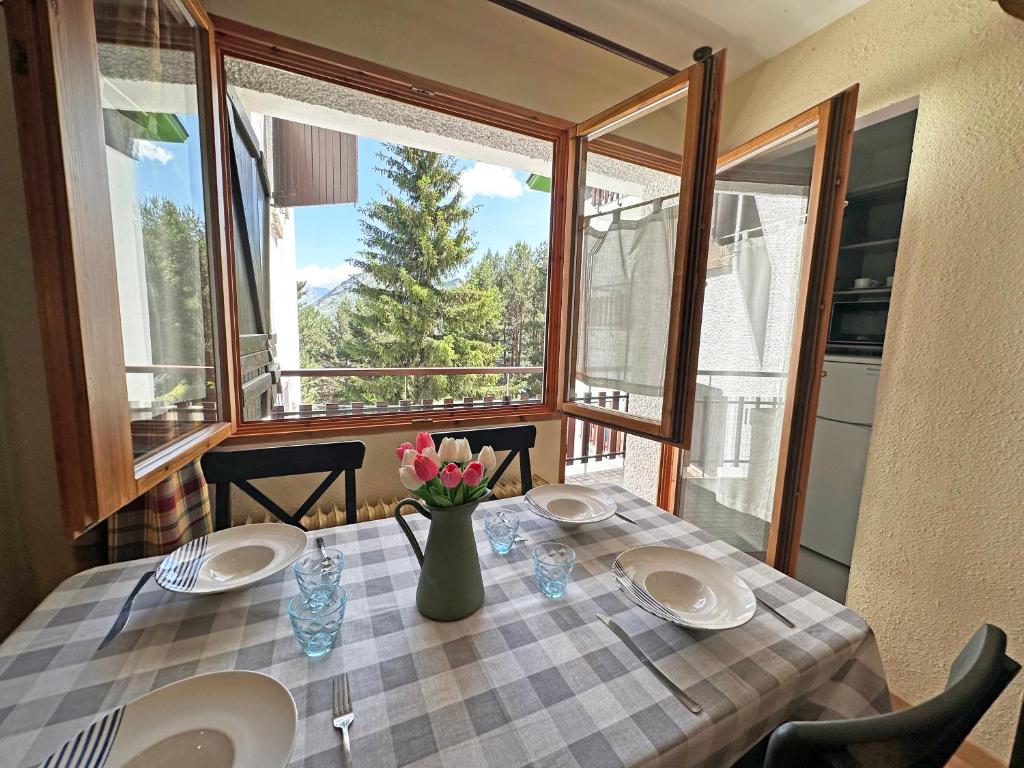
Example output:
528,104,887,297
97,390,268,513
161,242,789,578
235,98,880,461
853,277,879,289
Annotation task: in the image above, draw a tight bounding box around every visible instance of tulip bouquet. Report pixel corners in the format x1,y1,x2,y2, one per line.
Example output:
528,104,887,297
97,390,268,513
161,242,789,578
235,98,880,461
396,432,497,508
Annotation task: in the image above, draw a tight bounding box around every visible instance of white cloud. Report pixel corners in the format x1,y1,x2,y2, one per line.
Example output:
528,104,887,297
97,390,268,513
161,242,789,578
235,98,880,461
297,263,361,288
135,140,174,165
458,162,525,200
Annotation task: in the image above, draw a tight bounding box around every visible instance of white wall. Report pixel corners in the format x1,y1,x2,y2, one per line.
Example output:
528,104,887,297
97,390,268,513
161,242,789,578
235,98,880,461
721,0,1024,758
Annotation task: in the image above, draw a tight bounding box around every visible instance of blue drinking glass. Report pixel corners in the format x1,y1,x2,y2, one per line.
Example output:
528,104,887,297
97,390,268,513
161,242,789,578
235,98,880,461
293,548,344,599
288,585,347,658
533,542,576,598
484,507,520,555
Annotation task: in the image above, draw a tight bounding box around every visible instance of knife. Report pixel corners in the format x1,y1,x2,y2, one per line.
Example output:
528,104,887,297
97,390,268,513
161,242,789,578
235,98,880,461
98,570,155,650
597,613,703,715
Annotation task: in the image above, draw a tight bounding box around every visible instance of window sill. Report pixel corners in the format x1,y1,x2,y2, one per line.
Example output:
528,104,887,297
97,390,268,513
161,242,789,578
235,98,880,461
224,404,559,446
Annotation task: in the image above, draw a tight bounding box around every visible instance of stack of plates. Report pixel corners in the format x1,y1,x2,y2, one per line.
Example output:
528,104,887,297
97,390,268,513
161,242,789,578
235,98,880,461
524,484,617,530
155,523,308,595
613,545,756,630
39,671,296,767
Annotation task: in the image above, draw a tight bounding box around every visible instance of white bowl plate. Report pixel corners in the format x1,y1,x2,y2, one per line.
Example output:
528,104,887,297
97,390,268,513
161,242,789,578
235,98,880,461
41,671,296,768
525,484,618,529
615,545,756,630
156,523,308,594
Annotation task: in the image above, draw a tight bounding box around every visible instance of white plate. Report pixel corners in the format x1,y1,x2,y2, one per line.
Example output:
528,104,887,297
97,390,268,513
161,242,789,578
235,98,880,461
40,671,296,768
155,523,308,594
615,545,756,630
525,484,617,529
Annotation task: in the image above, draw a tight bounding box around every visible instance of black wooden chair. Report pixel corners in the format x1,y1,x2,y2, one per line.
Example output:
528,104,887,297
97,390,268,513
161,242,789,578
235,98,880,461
737,623,1019,768
430,425,536,494
200,441,365,531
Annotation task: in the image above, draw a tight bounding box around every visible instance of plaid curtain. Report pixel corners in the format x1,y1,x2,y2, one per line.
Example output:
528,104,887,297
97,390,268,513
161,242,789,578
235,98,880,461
107,458,213,563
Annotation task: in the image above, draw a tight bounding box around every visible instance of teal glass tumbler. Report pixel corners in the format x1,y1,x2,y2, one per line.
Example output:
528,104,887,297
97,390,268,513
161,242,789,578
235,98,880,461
484,507,520,555
293,548,344,598
533,542,576,598
288,585,347,658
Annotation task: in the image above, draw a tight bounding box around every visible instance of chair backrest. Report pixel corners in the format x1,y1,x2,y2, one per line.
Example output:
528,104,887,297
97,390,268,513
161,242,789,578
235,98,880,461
764,624,1020,768
430,425,536,494
200,441,365,530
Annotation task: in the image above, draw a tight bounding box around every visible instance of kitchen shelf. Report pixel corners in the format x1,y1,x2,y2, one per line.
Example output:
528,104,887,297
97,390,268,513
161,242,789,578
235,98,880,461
833,287,892,296
846,176,908,200
839,237,899,251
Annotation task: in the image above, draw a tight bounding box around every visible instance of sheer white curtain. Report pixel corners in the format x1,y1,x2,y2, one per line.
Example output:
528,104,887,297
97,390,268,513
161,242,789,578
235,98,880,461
575,204,679,396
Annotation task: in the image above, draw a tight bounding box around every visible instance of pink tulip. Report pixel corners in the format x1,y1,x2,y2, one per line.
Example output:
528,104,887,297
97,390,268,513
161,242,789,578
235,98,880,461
415,431,434,452
413,453,439,482
395,441,414,462
462,461,484,487
439,463,462,489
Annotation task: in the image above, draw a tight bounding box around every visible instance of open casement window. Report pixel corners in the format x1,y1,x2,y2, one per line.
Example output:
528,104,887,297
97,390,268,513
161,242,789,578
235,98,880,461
662,87,859,574
558,52,726,445
5,0,233,535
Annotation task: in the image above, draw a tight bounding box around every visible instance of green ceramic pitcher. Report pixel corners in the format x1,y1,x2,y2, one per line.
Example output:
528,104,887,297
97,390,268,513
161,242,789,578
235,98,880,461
394,491,491,621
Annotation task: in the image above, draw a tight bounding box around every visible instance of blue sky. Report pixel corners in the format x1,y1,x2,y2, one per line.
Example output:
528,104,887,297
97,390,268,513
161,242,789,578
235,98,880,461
294,138,552,287
133,126,553,290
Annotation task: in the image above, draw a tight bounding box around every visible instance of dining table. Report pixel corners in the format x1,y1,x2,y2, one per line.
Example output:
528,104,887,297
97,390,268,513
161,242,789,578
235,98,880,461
0,484,891,767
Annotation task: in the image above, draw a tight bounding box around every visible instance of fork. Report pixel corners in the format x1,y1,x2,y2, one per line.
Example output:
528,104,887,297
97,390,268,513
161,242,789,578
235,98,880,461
514,535,527,545
332,674,354,767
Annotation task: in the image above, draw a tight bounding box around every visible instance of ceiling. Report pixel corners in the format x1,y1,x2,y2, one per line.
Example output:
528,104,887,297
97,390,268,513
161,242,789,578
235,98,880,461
514,0,870,79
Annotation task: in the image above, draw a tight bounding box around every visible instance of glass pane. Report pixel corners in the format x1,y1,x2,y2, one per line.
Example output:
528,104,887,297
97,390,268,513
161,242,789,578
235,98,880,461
571,93,688,430
564,415,662,505
222,57,554,421
678,124,817,558
93,0,218,462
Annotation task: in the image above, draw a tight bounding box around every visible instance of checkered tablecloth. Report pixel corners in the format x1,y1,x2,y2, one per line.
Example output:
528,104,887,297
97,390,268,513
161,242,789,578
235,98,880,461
0,485,889,767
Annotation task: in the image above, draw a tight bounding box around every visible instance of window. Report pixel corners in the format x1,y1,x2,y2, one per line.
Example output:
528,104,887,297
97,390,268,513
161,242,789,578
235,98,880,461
220,54,559,429
560,59,725,445
6,0,230,534
94,0,222,461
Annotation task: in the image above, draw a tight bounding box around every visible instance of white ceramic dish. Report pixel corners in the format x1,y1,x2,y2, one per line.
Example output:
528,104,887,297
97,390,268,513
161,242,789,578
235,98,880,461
525,484,617,530
40,671,296,768
155,523,307,594
614,545,756,630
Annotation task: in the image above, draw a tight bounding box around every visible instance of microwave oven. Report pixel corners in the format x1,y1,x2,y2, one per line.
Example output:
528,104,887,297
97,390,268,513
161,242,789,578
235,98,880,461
827,296,889,355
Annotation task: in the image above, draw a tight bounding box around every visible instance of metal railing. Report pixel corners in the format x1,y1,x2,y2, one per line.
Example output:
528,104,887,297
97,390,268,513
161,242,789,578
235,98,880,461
565,390,629,465
272,365,544,418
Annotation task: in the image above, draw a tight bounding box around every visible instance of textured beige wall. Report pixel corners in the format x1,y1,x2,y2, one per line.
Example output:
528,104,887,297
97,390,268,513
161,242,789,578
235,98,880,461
722,0,1024,758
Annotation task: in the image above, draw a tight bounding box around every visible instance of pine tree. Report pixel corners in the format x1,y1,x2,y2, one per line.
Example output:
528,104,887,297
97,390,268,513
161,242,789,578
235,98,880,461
342,145,503,402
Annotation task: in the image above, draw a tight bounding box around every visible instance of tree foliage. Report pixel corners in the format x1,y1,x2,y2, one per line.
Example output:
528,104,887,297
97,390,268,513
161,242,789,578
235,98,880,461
139,197,213,402
296,145,548,406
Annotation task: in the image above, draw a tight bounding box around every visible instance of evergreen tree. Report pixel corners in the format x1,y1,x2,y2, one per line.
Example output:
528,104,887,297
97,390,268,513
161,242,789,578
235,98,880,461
140,196,213,401
342,144,503,402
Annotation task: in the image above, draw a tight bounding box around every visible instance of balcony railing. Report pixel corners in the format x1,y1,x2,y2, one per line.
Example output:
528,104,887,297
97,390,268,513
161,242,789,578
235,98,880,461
273,365,544,418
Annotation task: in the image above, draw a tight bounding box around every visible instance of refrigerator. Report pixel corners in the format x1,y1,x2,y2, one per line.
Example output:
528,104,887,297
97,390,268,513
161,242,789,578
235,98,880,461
800,357,880,566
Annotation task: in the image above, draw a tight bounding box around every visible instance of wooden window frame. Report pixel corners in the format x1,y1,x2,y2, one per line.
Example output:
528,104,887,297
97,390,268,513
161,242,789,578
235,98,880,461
5,0,235,536
658,87,859,575
557,52,726,446
211,17,573,442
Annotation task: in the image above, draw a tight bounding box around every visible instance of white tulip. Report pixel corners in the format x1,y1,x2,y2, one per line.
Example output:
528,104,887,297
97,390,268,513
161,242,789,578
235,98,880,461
478,445,497,476
421,446,441,465
399,465,423,491
455,438,472,463
401,448,418,466
438,437,458,463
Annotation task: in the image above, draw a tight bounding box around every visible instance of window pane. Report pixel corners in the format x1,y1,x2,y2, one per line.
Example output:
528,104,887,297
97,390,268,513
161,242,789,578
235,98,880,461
571,95,688,429
680,125,817,559
222,58,554,421
94,0,218,461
